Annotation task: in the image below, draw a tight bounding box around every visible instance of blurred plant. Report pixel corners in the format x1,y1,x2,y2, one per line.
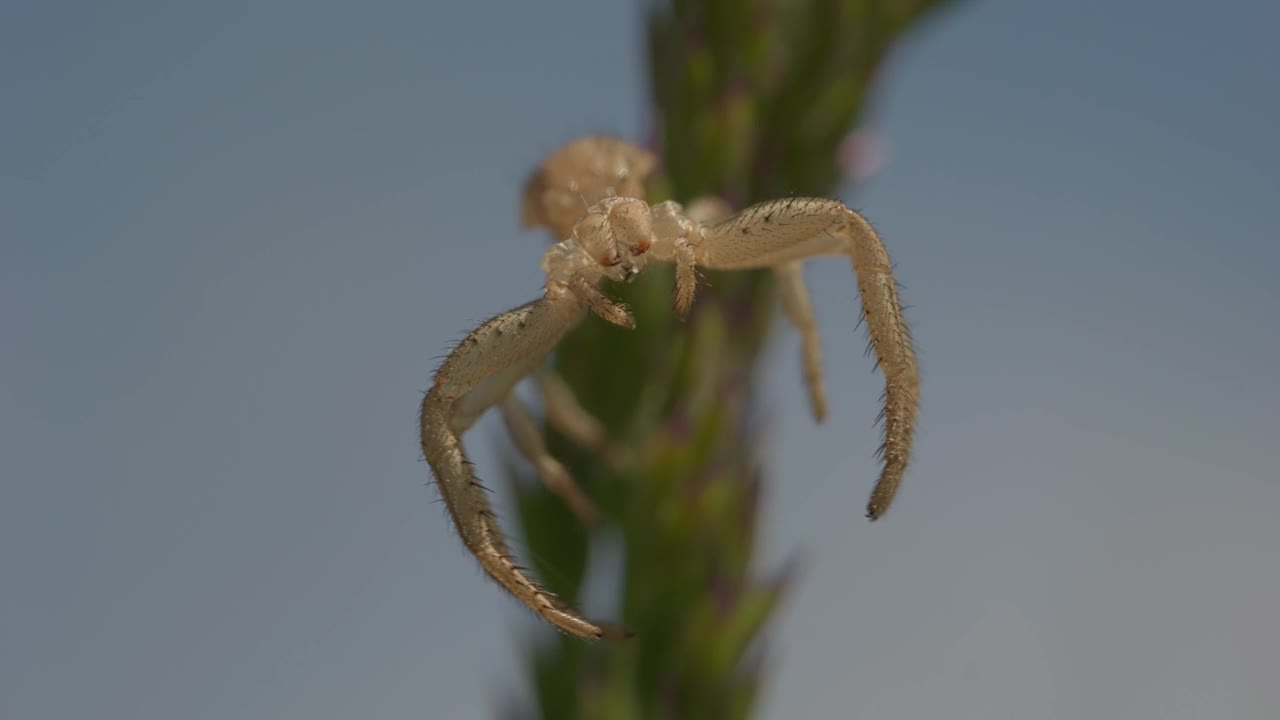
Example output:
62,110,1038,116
503,1,958,717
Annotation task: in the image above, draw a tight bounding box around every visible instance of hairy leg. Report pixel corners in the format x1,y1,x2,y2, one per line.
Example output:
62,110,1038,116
694,198,920,519
422,293,626,639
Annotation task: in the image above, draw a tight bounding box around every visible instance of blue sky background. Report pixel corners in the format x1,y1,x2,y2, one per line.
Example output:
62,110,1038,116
3,1,1278,718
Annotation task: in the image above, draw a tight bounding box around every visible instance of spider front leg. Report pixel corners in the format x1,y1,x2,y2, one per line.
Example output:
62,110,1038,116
421,288,628,640
455,375,604,526
674,197,919,519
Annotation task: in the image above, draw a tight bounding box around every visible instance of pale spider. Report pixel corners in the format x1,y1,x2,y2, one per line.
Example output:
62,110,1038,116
419,136,919,639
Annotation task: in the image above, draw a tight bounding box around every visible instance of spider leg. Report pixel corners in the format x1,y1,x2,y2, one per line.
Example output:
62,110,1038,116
450,361,535,435
498,391,601,525
421,291,627,639
535,369,632,472
775,261,829,423
694,198,919,519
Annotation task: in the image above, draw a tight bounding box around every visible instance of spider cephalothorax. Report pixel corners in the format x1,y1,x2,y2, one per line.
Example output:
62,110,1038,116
421,135,919,639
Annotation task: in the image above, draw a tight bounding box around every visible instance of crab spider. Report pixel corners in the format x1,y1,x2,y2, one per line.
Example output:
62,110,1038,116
420,147,919,638
523,136,835,422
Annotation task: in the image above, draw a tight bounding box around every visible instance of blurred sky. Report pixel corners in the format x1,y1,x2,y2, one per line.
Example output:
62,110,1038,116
3,0,1278,718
